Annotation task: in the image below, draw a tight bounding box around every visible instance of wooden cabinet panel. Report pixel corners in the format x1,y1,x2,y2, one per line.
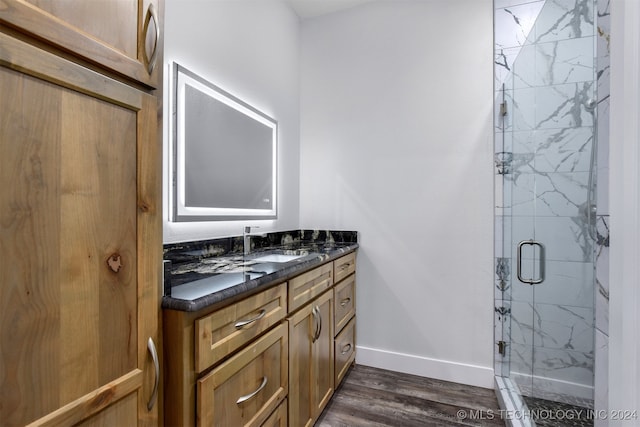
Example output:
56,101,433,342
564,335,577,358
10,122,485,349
335,317,356,387
288,289,334,427
288,263,333,313
197,324,288,427
0,0,161,87
334,273,355,335
0,30,159,426
333,252,356,284
74,391,138,427
195,283,287,373
262,399,287,427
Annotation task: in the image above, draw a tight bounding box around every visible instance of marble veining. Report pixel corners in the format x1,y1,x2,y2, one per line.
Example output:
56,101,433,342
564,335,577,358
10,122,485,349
495,0,603,411
162,229,358,312
496,257,512,291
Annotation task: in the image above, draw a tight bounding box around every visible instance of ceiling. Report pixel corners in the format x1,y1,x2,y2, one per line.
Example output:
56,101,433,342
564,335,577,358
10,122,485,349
285,0,377,19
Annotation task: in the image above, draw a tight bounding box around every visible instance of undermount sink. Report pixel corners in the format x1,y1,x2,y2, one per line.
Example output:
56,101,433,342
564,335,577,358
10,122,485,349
252,253,305,263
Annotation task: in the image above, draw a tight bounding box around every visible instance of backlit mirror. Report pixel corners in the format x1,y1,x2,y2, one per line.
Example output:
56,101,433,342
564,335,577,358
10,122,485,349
171,63,277,221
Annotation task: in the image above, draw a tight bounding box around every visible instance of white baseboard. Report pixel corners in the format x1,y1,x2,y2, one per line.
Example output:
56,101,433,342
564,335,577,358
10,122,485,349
356,345,495,389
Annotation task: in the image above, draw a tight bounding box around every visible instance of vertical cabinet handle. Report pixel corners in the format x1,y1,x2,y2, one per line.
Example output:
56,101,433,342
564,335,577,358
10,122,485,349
311,306,319,343
143,3,160,74
236,376,268,404
516,240,545,285
316,305,322,341
146,337,159,411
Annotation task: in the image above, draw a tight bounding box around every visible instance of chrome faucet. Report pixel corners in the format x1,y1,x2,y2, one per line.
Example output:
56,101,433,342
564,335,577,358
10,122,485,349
243,226,259,255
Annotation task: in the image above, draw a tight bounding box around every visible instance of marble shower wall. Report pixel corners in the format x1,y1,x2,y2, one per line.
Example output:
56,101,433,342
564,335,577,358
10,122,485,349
593,0,610,423
494,0,608,410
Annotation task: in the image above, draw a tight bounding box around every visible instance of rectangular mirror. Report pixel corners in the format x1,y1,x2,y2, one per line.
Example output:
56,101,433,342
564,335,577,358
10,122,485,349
171,63,277,221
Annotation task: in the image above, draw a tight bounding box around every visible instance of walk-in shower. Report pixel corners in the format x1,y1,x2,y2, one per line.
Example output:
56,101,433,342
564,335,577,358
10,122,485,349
493,0,610,425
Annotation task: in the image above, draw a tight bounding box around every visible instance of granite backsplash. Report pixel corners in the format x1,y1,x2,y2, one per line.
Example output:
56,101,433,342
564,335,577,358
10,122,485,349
163,229,358,296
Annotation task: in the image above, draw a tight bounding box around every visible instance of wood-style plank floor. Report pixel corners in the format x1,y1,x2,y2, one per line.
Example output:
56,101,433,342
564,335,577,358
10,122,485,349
316,365,506,427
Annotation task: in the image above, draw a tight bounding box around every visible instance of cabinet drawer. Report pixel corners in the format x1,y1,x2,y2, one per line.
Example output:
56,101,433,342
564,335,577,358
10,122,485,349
262,398,287,427
335,316,356,387
334,252,356,284
334,273,355,335
288,263,333,312
197,324,288,427
195,283,287,372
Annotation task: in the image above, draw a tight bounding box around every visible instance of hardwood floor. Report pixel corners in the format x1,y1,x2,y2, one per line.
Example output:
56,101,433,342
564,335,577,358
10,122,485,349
316,365,506,427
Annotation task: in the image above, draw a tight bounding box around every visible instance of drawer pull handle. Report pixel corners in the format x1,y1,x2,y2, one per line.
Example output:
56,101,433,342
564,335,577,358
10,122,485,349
234,309,266,329
236,376,268,404
341,343,352,355
147,337,159,411
339,264,350,271
340,297,351,307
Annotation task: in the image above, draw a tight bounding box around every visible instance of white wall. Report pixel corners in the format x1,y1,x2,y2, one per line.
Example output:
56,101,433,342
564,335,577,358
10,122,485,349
162,0,300,243
609,0,640,422
299,0,495,387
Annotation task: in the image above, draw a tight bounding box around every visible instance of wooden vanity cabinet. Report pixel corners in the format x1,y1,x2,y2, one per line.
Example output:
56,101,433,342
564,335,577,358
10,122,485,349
163,251,357,427
0,3,163,426
333,254,357,388
288,288,334,427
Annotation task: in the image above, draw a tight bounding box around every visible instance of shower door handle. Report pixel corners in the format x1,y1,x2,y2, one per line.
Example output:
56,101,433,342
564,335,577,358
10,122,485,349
516,240,545,285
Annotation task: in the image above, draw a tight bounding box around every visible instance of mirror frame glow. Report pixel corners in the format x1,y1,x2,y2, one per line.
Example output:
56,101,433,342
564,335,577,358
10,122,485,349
171,63,277,222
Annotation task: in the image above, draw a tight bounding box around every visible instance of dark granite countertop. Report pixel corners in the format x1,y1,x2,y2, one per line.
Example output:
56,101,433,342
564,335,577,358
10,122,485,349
162,230,358,312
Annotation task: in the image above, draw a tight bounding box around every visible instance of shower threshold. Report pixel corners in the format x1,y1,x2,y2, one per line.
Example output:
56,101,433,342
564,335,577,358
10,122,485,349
495,376,534,427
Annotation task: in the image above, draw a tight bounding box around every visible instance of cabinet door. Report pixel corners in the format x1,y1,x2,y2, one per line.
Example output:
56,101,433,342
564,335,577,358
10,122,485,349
0,30,160,426
0,0,161,87
288,289,334,427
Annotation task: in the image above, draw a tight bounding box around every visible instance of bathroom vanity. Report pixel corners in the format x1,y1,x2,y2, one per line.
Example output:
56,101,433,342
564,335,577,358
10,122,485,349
162,230,358,426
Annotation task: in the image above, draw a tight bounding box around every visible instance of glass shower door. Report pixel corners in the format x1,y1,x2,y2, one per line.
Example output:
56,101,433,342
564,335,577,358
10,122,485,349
498,0,597,411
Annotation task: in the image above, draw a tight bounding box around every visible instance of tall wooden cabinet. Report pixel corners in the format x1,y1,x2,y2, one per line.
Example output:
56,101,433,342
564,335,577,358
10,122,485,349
0,1,163,425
